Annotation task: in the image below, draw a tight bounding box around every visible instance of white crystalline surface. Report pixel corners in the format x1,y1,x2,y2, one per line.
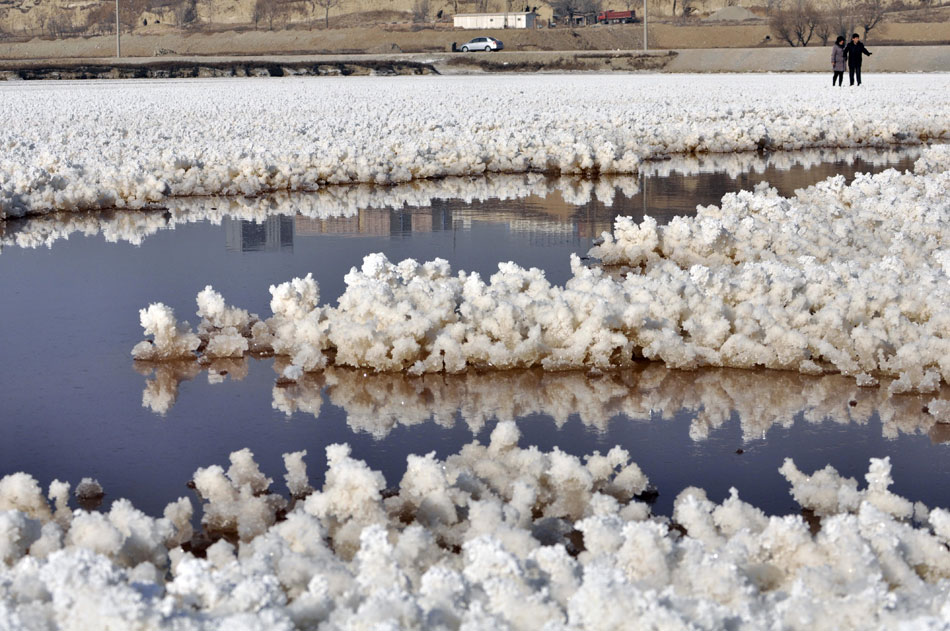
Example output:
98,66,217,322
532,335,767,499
135,146,950,390
0,147,922,253
1,74,947,218
2,424,950,629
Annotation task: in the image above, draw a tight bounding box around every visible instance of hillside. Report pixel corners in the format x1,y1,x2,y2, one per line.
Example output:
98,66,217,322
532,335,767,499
1,0,947,55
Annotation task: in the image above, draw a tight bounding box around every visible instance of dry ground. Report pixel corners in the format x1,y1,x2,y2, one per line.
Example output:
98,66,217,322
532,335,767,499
1,17,948,60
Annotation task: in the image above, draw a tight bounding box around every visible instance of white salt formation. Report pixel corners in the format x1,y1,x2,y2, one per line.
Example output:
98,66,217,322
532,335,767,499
131,304,201,361
1,75,947,218
133,147,950,391
2,426,950,628
1,147,922,254
588,145,950,391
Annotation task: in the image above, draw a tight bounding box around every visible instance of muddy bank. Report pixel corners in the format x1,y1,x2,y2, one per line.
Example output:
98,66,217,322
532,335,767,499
0,45,945,79
442,50,676,73
0,57,436,80
0,50,676,79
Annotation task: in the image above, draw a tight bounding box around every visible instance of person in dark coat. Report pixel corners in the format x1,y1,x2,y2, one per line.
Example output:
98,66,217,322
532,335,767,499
831,35,846,86
843,33,872,86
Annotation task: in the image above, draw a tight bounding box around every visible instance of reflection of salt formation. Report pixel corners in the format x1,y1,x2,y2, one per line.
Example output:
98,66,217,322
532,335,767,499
3,75,946,217
134,358,249,415
640,145,923,179
0,173,584,252
315,364,948,442
144,355,947,442
0,147,922,253
133,147,950,393
3,428,950,629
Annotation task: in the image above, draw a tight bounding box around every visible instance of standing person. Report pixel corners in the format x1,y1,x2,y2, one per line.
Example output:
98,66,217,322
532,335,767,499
843,33,872,86
831,36,846,86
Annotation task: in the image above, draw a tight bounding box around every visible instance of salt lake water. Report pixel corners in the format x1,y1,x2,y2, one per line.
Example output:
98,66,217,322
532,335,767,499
2,146,947,521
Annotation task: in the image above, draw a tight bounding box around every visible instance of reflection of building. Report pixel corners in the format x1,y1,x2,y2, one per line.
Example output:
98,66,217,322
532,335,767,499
295,207,453,238
224,216,294,252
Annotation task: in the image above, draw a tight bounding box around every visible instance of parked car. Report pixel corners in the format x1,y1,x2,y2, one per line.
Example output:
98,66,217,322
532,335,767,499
460,37,504,52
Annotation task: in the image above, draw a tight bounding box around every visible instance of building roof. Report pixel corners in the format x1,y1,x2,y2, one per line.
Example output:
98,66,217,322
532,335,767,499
454,12,536,17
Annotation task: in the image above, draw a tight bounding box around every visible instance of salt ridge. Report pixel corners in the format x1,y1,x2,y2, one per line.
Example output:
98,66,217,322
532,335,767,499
132,146,950,392
1,75,946,218
0,146,922,253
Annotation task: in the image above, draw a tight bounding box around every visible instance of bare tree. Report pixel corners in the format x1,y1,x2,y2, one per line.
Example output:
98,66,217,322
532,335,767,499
771,8,794,44
49,15,80,37
770,0,820,45
253,0,288,28
829,0,855,37
548,0,600,24
253,0,268,28
666,0,702,19
814,11,833,43
854,0,886,39
313,0,343,28
765,0,784,16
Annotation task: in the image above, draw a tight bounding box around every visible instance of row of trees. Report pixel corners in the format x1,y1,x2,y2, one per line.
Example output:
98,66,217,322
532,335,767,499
252,0,342,29
769,0,888,46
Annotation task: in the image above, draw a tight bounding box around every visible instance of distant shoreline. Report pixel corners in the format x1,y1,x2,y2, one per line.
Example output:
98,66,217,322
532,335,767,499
1,46,948,79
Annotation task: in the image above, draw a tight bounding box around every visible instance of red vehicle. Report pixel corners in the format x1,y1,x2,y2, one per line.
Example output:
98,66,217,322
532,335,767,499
597,9,638,23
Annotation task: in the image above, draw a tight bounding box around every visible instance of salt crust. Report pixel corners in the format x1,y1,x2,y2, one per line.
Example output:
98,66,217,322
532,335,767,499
133,146,950,392
3,423,950,629
1,75,946,218
0,146,918,254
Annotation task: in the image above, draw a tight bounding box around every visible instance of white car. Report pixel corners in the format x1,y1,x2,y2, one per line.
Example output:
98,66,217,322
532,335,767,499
461,37,504,52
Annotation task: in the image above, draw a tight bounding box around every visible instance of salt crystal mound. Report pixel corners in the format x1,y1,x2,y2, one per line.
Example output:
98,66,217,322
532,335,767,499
1,145,920,253
2,74,947,218
133,146,950,391
3,425,950,629
587,144,950,392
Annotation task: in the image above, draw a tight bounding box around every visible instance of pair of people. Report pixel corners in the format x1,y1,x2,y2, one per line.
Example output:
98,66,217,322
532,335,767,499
832,33,872,86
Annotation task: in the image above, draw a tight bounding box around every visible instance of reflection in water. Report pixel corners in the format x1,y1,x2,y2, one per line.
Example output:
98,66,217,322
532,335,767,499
3,144,942,521
0,146,922,254
136,357,950,444
224,216,294,252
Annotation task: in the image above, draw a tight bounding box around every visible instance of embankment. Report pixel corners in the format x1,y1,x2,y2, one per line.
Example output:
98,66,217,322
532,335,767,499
0,46,946,79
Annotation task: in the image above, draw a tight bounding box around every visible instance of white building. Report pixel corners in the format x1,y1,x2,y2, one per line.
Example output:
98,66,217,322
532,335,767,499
453,12,537,29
